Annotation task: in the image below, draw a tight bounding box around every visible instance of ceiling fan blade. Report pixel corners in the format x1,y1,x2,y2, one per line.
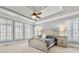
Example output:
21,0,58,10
36,15,41,18
36,12,42,15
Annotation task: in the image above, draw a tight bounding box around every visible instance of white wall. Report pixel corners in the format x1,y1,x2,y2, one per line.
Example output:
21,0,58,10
35,17,79,42
35,17,79,30
35,19,65,31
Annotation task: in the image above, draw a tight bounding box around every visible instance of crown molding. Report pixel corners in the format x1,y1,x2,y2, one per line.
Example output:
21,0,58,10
35,10,79,25
0,6,79,26
0,7,35,23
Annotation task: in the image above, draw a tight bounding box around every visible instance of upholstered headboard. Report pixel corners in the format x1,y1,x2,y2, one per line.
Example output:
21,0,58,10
42,28,58,37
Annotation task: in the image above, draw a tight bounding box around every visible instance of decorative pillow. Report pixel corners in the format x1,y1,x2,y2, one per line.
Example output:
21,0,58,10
46,35,55,39
42,34,46,38
38,35,42,38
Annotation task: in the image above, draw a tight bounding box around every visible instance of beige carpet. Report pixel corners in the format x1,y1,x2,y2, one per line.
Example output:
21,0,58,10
0,40,79,53
49,46,79,53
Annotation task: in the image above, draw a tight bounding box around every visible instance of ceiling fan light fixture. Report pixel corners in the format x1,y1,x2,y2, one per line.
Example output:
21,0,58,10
32,15,39,21
32,15,37,19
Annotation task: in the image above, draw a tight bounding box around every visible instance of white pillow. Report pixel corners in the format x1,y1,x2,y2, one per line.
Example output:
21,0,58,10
42,34,46,38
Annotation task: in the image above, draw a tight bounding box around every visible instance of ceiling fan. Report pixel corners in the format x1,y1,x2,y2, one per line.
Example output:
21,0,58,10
31,7,42,20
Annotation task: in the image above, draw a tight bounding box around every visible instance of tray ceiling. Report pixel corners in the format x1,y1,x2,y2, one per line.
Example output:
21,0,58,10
0,6,63,21
0,6,79,24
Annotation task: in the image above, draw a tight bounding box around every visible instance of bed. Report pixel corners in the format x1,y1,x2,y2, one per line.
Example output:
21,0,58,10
28,29,58,52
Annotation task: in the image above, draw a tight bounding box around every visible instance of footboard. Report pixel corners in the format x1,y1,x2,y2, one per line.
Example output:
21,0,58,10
28,38,48,52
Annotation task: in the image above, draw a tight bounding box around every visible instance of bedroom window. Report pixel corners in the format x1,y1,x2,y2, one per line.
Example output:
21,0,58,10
28,25,33,39
0,18,32,41
6,20,13,40
25,24,29,39
15,22,23,40
64,20,72,40
0,18,13,41
64,19,79,41
72,19,79,41
0,18,7,41
25,24,33,39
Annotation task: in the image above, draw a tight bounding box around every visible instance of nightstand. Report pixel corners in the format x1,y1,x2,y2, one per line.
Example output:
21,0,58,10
57,36,68,47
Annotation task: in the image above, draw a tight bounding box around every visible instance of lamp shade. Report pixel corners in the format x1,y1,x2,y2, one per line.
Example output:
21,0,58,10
59,25,65,32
